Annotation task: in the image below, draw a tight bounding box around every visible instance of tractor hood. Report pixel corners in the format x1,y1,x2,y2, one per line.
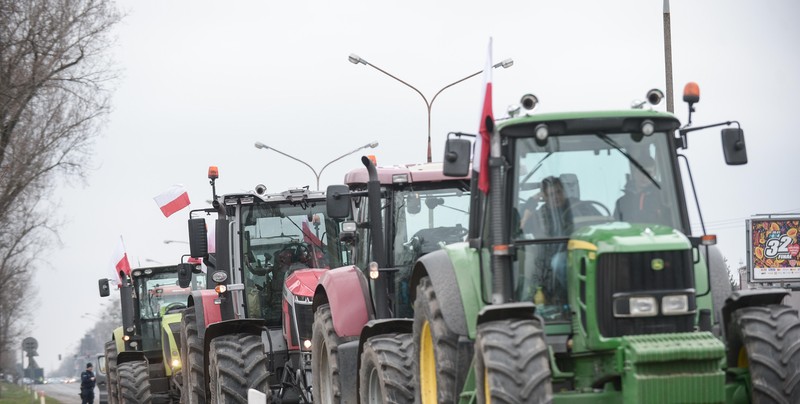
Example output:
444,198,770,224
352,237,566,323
285,268,328,298
569,222,691,254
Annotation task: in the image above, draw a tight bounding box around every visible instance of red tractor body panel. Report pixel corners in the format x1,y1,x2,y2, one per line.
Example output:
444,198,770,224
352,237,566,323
318,265,371,338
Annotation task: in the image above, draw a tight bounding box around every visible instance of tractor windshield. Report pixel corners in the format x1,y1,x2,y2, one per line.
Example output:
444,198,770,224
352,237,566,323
510,131,682,321
393,184,471,267
240,199,345,324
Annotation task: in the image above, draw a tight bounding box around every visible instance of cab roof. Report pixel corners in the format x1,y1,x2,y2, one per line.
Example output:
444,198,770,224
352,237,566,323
344,161,470,185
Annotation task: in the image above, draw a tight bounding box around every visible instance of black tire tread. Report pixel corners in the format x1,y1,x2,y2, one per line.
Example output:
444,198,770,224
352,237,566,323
311,304,356,403
475,318,552,404
413,276,465,404
118,360,153,404
209,333,270,404
728,304,800,404
181,309,206,404
359,333,415,403
104,340,119,404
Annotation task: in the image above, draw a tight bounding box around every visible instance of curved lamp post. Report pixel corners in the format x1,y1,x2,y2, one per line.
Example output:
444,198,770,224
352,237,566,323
254,141,379,190
348,53,513,162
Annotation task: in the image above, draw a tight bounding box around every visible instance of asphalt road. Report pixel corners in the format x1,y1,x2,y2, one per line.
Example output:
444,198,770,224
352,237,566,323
33,382,96,404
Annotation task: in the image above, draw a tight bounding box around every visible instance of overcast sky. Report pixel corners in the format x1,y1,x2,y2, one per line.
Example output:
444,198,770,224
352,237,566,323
30,0,799,373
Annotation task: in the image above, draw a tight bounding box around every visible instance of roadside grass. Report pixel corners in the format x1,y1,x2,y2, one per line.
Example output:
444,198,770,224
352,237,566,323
0,382,60,404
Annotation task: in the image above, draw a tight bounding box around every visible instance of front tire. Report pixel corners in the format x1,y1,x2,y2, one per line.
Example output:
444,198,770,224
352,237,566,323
208,334,270,404
413,276,467,404
727,304,800,403
475,318,552,404
180,309,205,404
312,304,356,403
104,341,119,404
118,360,153,404
359,333,415,403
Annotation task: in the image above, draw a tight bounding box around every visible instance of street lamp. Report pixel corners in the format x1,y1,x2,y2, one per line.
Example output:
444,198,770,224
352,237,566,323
254,141,379,190
348,53,513,162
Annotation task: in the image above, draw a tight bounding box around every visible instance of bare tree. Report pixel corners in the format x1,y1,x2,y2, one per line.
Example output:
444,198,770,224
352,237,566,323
0,0,121,379
0,0,121,221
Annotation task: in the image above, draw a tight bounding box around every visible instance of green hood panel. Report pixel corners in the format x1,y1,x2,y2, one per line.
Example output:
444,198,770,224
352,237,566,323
572,223,691,253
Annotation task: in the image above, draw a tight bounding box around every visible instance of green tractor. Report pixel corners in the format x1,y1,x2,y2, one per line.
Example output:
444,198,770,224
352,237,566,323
408,85,800,403
99,262,205,403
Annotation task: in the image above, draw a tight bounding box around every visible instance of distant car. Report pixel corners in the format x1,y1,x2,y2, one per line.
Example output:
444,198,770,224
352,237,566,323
21,377,34,385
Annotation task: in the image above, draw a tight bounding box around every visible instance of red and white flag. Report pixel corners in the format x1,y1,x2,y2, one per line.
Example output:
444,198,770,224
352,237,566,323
475,38,494,194
109,236,131,286
154,184,191,218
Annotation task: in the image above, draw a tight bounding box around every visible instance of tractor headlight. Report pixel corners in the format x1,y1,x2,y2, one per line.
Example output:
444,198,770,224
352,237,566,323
171,359,181,369
629,297,658,317
368,262,379,280
661,295,689,315
303,339,312,350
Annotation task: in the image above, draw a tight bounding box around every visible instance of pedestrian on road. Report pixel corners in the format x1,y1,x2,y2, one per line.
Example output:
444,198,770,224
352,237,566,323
80,363,96,404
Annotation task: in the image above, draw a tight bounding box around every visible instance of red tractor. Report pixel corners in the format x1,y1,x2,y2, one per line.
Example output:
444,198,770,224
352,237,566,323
179,168,350,403
311,156,472,403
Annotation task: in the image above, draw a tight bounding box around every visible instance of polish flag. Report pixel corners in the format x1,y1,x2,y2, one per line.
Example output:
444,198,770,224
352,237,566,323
154,184,191,218
475,38,494,194
110,236,131,286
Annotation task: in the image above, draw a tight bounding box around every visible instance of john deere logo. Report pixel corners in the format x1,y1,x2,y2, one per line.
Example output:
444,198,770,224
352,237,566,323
651,258,664,271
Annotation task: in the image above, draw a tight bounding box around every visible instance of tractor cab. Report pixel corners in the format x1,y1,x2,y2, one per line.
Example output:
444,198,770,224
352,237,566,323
507,112,686,321
129,266,204,351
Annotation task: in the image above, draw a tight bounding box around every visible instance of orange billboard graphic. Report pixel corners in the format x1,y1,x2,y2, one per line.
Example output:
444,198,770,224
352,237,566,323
747,217,800,282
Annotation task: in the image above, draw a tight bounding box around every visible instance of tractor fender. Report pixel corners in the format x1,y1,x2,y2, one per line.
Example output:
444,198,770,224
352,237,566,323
355,319,414,403
410,249,469,336
476,302,538,326
117,350,146,366
721,289,790,340
312,265,372,338
700,244,733,332
190,289,222,340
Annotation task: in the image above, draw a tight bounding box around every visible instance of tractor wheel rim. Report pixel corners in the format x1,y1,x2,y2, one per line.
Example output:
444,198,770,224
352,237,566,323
484,367,491,404
367,367,381,403
737,346,749,368
420,320,438,404
319,341,333,403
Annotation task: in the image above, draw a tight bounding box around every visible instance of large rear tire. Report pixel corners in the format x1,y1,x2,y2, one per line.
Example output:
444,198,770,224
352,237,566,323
359,333,415,404
312,304,356,403
413,276,466,404
475,318,552,404
180,309,205,404
727,304,800,404
208,333,270,404
118,360,153,404
104,341,119,404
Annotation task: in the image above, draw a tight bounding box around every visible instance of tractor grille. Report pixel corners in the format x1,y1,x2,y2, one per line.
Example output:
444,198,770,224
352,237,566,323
596,250,695,338
289,301,314,347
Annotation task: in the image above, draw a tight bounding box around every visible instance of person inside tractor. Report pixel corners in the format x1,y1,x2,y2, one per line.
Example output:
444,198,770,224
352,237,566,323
518,175,603,309
613,154,670,226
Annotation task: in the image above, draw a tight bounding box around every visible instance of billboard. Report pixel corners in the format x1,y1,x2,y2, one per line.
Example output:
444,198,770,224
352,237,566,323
747,217,800,282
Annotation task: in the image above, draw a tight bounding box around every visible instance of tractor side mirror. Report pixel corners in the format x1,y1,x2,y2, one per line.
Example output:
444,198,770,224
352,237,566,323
98,278,110,297
188,218,208,258
177,263,194,288
721,128,747,165
326,185,351,219
443,138,471,177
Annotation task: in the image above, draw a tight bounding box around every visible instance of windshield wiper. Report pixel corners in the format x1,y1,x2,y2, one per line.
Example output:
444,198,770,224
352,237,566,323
594,133,660,189
521,151,553,185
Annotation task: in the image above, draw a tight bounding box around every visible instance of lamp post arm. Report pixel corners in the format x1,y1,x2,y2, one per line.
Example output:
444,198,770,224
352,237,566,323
318,144,374,188
267,147,320,185
364,61,430,108
430,70,482,108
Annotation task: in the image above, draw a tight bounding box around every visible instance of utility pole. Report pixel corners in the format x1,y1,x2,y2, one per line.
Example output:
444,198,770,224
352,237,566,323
663,0,675,113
